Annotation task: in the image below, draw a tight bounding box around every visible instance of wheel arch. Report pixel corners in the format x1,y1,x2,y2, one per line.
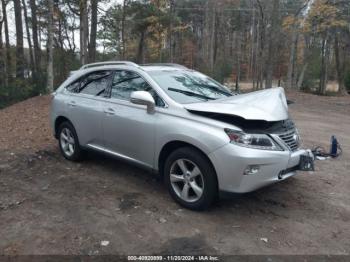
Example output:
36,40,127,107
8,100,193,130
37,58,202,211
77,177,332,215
157,141,218,182
54,116,73,139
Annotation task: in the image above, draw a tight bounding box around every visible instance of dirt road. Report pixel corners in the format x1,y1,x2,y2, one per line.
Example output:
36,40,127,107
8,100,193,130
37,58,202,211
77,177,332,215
0,92,349,255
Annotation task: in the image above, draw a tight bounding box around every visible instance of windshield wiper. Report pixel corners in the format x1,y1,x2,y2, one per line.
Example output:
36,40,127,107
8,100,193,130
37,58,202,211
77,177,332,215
168,87,215,101
193,83,232,96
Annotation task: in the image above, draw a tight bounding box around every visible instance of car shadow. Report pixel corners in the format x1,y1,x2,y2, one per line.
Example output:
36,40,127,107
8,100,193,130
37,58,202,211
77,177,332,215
53,147,308,215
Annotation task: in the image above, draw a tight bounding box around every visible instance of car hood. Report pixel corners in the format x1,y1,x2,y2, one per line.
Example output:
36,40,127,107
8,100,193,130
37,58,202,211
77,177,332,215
184,87,289,121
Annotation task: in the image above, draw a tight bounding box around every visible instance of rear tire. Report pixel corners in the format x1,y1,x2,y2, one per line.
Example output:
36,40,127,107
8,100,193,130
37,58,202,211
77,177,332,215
58,121,83,161
164,147,218,210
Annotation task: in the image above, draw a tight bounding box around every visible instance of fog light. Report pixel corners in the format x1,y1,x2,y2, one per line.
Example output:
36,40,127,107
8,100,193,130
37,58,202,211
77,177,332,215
244,165,260,175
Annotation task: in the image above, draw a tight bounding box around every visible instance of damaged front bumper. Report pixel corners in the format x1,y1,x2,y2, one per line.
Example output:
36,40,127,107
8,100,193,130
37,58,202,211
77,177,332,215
208,143,312,193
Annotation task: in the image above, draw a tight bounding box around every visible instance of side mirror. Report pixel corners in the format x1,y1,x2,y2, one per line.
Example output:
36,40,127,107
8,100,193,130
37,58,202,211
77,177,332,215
130,91,155,114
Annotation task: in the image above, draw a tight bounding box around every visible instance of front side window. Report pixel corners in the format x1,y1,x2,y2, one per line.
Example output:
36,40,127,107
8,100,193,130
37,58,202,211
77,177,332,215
148,70,233,104
110,70,165,107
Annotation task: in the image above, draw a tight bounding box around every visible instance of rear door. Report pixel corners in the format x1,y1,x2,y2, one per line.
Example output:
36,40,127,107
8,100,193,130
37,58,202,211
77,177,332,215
101,70,164,168
63,70,112,147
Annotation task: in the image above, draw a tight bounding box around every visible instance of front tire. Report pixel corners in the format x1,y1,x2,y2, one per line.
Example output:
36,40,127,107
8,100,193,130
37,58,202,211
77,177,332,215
164,147,218,210
58,121,83,161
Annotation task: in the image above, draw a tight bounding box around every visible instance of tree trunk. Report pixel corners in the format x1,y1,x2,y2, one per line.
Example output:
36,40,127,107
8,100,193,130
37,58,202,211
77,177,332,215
22,0,35,74
0,16,4,86
235,8,242,92
1,0,9,85
79,0,88,65
137,31,145,64
258,18,264,89
319,37,326,95
203,1,210,69
0,0,10,87
168,0,174,62
256,0,265,89
297,63,308,90
319,34,330,95
285,1,310,89
14,0,24,79
213,11,219,67
249,6,256,81
64,17,75,53
334,33,348,95
121,0,127,59
252,8,259,90
29,0,40,73
57,13,67,84
158,28,162,62
209,5,216,74
88,0,98,63
297,36,312,90
1,0,10,84
265,0,280,88
286,30,298,89
46,0,54,92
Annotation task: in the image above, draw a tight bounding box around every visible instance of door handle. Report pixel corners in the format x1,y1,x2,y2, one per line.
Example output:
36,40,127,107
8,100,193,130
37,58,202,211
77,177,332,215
68,101,77,107
104,108,115,115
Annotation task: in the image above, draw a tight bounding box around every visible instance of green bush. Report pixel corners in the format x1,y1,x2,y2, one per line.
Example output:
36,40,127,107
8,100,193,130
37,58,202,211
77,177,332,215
0,79,37,109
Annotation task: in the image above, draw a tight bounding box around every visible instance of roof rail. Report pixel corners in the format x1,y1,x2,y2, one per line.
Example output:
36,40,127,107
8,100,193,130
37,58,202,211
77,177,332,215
141,63,188,69
80,61,139,70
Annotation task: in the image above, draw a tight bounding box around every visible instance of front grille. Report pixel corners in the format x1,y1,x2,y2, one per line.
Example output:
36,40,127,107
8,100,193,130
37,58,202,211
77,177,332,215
277,128,299,151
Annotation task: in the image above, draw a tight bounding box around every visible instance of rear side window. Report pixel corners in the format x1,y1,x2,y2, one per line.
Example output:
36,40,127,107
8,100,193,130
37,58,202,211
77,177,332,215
66,70,112,96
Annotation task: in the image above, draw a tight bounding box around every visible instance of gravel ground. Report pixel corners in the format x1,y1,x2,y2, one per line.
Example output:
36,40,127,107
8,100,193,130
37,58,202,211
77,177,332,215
0,91,349,255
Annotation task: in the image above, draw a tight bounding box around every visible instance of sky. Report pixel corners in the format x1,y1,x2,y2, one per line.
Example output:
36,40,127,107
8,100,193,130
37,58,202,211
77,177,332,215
3,0,122,50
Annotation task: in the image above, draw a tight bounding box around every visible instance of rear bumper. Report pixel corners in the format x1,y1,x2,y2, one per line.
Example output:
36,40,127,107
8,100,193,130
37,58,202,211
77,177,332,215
208,143,308,193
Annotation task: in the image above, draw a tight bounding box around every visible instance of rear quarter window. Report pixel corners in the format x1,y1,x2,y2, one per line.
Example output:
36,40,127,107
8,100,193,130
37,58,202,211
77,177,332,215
66,81,80,93
65,70,112,96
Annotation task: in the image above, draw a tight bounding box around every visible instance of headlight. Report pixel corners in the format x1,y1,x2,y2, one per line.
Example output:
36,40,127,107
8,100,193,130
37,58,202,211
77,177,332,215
224,129,283,151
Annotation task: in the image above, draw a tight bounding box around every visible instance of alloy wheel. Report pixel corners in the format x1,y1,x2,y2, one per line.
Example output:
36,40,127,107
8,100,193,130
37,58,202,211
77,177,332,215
169,159,204,203
60,127,75,157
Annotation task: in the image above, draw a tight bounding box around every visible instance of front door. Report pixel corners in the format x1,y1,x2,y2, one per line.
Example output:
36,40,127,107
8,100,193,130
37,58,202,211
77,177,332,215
102,70,160,168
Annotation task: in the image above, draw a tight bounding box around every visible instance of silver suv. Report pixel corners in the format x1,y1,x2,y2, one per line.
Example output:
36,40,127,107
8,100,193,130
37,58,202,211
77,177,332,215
51,61,313,210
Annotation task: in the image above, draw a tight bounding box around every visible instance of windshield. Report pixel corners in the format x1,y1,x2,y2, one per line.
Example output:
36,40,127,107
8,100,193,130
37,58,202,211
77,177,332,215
148,70,232,104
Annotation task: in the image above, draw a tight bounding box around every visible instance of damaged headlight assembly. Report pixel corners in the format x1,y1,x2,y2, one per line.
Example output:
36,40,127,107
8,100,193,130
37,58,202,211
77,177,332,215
224,128,283,151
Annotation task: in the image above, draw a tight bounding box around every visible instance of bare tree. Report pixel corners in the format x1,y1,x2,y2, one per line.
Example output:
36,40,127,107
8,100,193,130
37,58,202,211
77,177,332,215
22,0,34,73
79,0,88,65
285,0,310,89
334,33,348,95
319,32,330,95
121,0,127,59
1,0,10,85
265,0,280,88
256,0,266,89
88,0,98,62
137,30,145,64
0,6,4,86
13,0,24,78
296,36,312,89
0,0,8,86
29,0,41,73
46,0,54,92
209,2,216,73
